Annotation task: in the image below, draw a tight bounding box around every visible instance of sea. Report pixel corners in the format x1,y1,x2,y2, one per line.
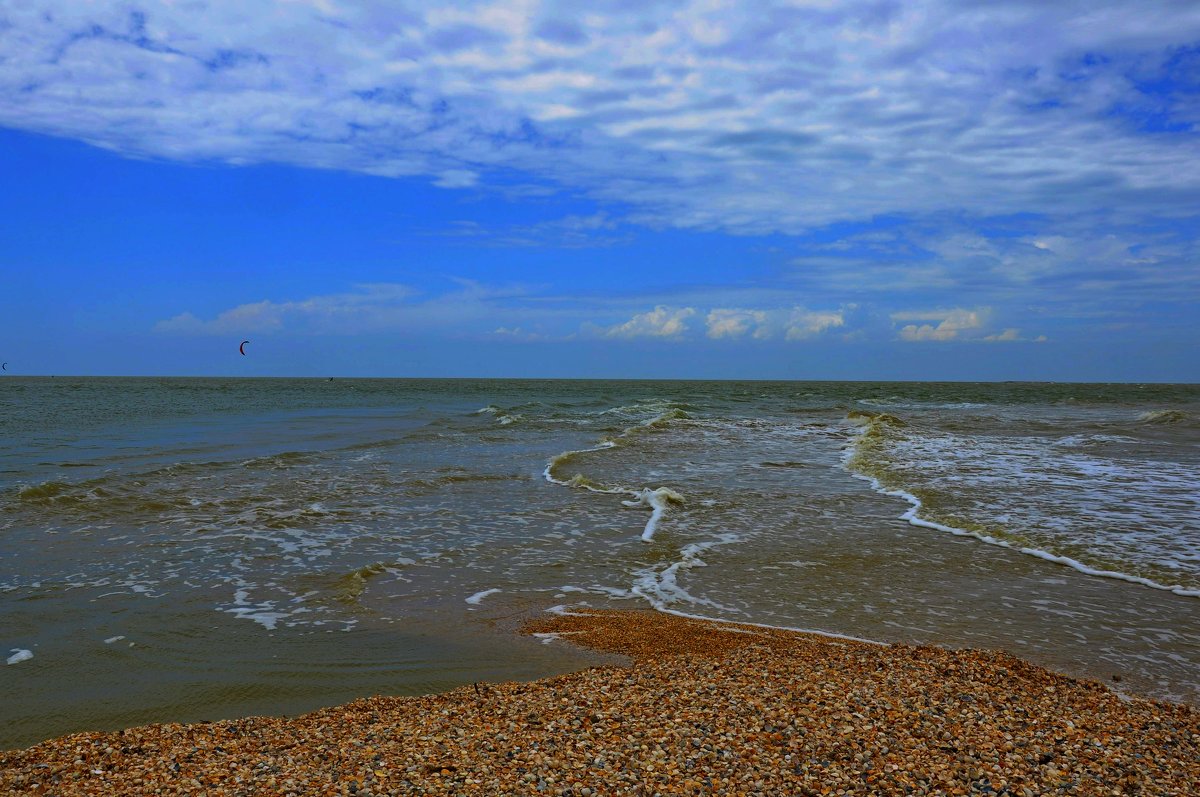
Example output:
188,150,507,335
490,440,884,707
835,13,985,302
2,377,1198,749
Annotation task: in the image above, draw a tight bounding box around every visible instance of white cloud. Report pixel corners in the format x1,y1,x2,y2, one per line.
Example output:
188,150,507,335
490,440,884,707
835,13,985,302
894,308,988,342
490,325,563,342
156,301,285,335
979,328,1051,343
437,211,627,248
2,1,1199,236
155,284,419,335
600,305,696,339
432,169,479,188
785,309,844,340
153,282,538,336
984,328,1022,342
706,306,845,340
706,308,769,339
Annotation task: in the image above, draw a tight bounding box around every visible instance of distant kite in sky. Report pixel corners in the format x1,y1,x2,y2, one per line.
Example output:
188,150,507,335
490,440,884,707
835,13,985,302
239,340,249,356
1,362,6,371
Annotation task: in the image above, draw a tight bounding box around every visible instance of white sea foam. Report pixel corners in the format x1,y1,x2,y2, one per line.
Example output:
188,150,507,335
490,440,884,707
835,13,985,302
631,533,741,613
543,413,685,542
1051,433,1139,449
542,441,618,487
223,588,289,630
622,487,685,542
7,649,33,665
842,428,1200,598
465,587,501,605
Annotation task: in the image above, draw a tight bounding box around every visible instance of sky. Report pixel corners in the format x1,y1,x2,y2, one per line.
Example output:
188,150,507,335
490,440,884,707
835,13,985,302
1,0,1198,380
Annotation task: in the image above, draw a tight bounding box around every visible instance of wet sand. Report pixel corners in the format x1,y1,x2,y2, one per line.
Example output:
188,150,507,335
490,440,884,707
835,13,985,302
2,609,1197,795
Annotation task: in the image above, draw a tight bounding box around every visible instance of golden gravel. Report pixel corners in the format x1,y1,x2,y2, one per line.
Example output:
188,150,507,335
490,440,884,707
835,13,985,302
3,609,1197,796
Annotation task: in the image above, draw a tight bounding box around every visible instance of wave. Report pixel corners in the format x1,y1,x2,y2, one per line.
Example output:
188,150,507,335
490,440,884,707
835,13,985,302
542,402,689,542
1051,433,1140,449
640,407,690,428
239,450,318,469
845,409,907,431
841,413,1200,599
472,403,525,426
331,562,388,605
543,442,618,487
15,477,192,515
857,398,988,410
1137,409,1190,425
17,480,74,501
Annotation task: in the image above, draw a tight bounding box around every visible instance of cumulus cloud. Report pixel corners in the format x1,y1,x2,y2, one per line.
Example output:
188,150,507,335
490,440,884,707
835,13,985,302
706,306,845,340
706,308,770,339
785,309,845,341
156,302,283,335
894,308,989,342
600,305,696,339
982,329,1050,343
2,1,1199,237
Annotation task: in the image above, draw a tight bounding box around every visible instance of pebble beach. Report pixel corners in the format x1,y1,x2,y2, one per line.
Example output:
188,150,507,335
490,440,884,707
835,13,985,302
3,609,1198,796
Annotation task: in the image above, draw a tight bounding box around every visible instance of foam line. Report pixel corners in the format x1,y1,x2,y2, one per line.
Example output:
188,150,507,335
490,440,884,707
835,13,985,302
555,604,885,647
842,428,1200,599
543,420,684,542
542,441,618,487
465,588,501,605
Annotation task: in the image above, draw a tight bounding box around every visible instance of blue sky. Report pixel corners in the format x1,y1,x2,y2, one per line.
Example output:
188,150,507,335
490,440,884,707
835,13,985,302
1,1,1198,380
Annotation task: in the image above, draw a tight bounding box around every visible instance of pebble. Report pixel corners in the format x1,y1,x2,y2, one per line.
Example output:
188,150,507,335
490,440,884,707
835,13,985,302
1,609,1196,795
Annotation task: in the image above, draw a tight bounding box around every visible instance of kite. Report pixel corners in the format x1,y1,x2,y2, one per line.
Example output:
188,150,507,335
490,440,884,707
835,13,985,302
239,340,249,356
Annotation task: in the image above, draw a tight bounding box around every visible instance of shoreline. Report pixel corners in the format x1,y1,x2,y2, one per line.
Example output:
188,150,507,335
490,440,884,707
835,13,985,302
3,609,1198,795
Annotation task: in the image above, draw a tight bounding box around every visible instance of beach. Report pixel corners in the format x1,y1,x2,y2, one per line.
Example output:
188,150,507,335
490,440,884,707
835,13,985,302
3,378,1199,750
2,609,1197,795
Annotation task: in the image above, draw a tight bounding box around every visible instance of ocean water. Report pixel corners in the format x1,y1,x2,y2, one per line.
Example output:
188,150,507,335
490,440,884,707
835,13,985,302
2,377,1198,748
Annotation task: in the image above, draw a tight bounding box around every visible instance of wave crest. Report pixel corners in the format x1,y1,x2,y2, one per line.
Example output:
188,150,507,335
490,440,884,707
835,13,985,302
1137,409,1190,425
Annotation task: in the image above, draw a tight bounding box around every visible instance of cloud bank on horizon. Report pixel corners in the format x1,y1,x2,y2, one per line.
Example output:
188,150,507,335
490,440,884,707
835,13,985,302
1,0,1198,377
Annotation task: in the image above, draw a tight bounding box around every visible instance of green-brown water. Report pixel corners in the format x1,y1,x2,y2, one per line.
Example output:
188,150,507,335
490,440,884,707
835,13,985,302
2,378,1198,749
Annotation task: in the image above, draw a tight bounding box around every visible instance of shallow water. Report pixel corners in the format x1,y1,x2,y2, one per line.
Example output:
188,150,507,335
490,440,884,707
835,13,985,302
2,378,1198,748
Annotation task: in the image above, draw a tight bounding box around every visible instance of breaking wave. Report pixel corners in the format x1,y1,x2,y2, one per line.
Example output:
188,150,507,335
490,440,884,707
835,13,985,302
543,402,690,542
843,411,1200,598
1137,409,1190,425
